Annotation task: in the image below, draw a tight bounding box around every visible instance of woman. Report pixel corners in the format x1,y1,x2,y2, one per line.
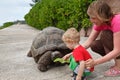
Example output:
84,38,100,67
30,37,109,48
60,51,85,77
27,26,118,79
82,1,120,76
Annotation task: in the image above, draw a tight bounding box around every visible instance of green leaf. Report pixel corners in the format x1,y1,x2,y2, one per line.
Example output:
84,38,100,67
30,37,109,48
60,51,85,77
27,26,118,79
54,58,70,64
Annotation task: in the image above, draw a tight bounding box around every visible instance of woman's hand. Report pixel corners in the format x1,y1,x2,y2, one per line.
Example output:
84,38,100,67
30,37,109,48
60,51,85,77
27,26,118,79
76,75,81,80
85,59,95,68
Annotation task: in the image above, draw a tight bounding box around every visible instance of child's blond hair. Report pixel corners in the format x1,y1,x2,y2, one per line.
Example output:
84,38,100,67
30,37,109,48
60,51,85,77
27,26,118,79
62,28,80,43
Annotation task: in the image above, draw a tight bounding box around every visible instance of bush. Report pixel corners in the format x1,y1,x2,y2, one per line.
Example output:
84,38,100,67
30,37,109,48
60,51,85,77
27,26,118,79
25,0,94,30
0,22,14,29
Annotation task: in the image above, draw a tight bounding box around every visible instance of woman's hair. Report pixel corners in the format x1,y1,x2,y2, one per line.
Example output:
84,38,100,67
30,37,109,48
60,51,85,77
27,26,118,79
62,28,80,43
87,1,113,22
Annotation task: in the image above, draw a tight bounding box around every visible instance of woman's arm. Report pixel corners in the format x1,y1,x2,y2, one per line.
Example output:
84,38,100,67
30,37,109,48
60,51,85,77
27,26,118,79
76,61,85,80
82,29,100,49
94,32,120,65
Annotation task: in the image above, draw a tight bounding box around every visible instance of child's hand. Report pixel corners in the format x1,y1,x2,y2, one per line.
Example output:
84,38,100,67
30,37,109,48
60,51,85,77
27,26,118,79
62,53,72,60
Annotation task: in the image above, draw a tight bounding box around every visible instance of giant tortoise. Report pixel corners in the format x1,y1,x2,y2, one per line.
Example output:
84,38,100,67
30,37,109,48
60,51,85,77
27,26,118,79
27,27,71,72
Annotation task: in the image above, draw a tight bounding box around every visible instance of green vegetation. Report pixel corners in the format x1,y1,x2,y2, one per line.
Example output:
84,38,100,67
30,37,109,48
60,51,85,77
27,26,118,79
0,20,26,30
0,22,14,29
54,58,70,64
25,0,94,30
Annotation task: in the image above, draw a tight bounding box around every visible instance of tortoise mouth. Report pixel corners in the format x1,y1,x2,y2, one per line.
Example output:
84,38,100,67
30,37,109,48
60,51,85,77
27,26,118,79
51,51,63,60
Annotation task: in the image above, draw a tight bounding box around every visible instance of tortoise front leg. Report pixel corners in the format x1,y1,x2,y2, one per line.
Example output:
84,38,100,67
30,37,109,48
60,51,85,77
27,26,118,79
37,51,53,72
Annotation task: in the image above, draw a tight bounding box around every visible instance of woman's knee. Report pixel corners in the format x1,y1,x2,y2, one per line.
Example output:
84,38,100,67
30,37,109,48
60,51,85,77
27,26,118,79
90,40,106,56
100,30,113,51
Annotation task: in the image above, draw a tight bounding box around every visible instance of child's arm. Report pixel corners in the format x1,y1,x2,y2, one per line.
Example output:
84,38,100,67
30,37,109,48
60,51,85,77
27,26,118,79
62,52,72,60
76,61,85,80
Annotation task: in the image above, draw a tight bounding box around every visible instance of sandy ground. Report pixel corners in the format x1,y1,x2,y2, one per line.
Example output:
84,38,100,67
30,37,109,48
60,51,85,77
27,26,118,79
0,24,120,80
